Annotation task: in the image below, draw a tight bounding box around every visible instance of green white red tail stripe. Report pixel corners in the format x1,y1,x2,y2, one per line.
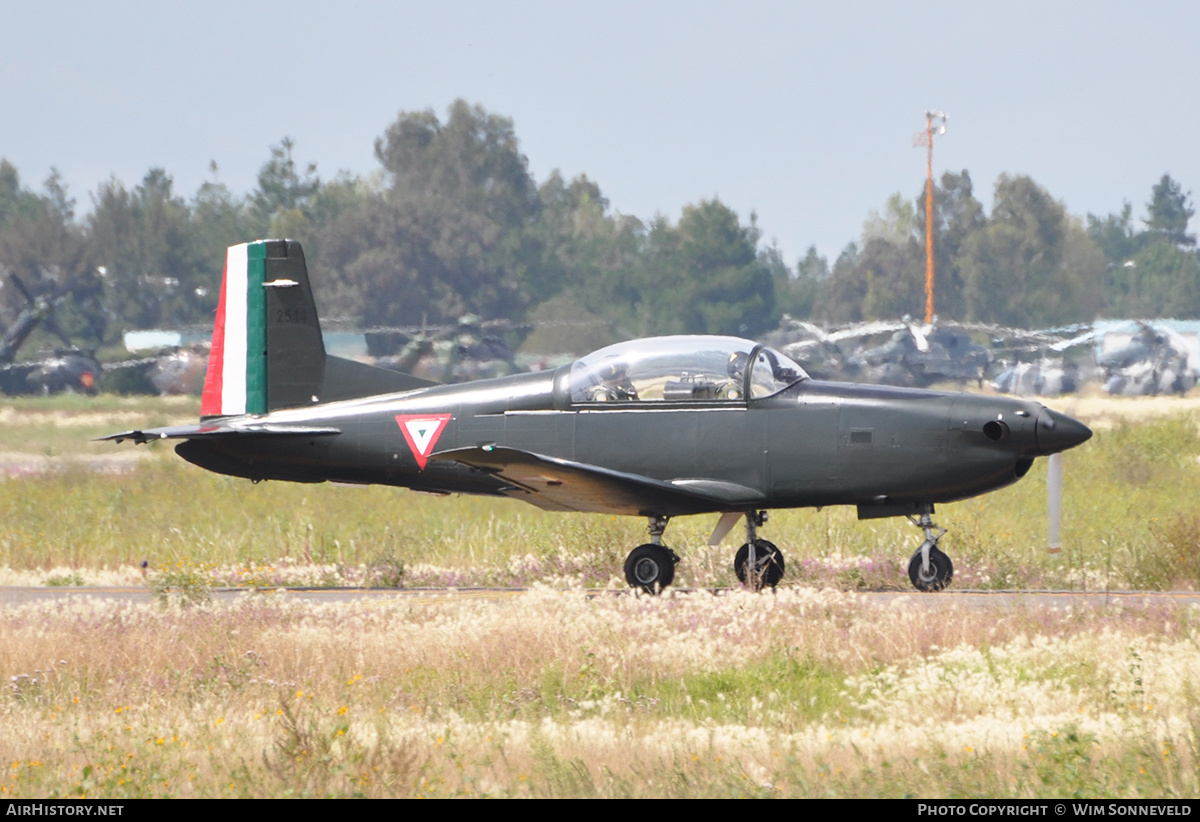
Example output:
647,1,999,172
201,242,268,417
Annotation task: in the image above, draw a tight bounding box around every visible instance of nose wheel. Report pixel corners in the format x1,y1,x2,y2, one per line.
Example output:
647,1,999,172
906,510,952,592
908,545,953,591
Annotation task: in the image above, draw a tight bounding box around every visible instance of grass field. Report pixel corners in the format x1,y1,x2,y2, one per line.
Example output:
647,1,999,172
2,589,1198,798
0,392,1198,797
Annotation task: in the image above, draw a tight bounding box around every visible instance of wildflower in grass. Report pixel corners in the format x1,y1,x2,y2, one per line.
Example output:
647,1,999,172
2,573,1199,796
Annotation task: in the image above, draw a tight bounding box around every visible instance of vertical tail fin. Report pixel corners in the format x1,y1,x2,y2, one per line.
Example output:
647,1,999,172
200,239,433,419
201,240,325,418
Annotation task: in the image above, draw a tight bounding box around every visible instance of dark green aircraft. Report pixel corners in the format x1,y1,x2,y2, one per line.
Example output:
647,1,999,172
104,240,1092,592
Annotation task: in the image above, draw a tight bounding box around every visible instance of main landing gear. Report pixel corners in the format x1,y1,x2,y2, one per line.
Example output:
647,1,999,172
906,510,953,592
622,511,786,594
623,516,680,594
734,510,784,591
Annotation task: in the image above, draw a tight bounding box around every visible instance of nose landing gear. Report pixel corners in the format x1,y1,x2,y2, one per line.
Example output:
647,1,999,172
906,510,952,591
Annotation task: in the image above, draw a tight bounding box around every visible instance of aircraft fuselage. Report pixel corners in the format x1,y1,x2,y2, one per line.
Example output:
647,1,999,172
175,364,1088,519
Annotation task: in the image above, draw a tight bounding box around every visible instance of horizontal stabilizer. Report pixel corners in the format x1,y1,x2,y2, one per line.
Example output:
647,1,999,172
428,445,754,517
97,423,341,445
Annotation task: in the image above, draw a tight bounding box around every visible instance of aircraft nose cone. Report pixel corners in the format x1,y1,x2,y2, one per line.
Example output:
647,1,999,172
1036,408,1092,455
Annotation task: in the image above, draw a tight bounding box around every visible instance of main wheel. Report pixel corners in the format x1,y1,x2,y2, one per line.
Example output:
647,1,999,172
908,545,953,592
624,543,676,593
734,539,785,590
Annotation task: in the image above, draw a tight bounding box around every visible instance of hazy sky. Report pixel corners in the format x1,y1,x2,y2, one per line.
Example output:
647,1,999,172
4,1,1197,265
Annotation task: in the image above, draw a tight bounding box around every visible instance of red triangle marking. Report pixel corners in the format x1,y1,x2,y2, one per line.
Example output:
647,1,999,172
395,413,452,470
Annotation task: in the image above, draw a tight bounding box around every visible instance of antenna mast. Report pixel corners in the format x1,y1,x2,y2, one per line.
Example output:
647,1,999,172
914,110,948,323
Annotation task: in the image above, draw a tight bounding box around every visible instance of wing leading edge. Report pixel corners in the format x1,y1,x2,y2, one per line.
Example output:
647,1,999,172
97,422,342,445
428,445,764,517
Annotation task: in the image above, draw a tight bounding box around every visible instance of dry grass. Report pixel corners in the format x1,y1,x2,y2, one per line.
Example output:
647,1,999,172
2,590,1199,797
2,394,1200,797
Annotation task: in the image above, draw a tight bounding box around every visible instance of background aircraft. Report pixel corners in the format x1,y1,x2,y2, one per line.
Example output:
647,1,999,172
0,274,101,396
764,315,1200,398
104,240,1092,592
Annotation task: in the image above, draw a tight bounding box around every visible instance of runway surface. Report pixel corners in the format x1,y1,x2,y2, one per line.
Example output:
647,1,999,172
2,585,1199,609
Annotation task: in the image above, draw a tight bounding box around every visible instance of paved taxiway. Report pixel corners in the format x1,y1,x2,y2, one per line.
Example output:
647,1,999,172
2,586,1199,609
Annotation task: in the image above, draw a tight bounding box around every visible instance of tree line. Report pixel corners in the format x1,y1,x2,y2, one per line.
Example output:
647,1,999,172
818,170,1198,328
1,99,1196,359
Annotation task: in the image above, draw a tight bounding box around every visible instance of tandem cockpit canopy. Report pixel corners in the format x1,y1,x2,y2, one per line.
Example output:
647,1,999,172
569,335,808,404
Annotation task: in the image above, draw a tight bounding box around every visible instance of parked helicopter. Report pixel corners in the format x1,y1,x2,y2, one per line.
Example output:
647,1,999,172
103,240,1092,592
1,274,101,396
765,315,1200,399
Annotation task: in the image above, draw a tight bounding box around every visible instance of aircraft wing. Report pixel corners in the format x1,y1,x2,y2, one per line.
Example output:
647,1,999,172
97,422,342,445
429,445,764,517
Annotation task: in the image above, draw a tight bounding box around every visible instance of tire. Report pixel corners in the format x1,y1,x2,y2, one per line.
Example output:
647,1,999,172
624,543,676,593
734,539,785,589
908,545,953,592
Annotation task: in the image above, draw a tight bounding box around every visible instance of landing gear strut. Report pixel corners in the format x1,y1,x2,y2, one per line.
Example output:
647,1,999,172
906,510,952,592
623,516,679,594
622,511,790,594
733,510,785,591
